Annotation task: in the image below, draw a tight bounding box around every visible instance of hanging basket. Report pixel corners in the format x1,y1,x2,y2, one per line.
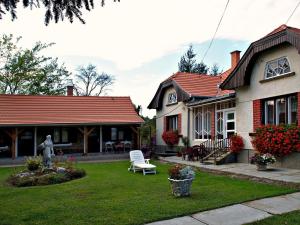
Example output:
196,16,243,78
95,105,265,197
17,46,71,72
168,178,194,197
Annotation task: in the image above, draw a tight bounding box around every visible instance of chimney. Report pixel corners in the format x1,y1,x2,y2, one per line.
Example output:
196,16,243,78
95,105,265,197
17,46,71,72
66,79,74,96
230,50,241,69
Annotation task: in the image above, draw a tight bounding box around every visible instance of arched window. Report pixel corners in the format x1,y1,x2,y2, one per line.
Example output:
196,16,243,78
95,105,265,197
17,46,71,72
265,57,291,79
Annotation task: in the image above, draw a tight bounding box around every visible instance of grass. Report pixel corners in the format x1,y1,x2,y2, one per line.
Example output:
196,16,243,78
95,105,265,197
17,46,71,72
0,161,297,225
247,210,300,225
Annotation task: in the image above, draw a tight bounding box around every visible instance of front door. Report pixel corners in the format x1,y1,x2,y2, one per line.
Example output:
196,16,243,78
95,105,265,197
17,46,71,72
225,111,236,139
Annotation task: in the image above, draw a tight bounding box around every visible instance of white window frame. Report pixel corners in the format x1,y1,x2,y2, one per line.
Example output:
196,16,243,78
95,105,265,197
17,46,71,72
264,95,297,125
264,56,291,79
215,102,236,140
167,115,178,131
167,92,177,104
193,107,211,140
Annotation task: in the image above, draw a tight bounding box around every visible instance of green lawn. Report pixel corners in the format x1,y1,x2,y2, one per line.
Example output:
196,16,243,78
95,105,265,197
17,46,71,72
247,210,300,225
0,161,297,225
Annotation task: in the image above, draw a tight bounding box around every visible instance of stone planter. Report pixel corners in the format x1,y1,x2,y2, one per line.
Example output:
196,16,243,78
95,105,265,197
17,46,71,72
168,178,194,197
256,164,268,171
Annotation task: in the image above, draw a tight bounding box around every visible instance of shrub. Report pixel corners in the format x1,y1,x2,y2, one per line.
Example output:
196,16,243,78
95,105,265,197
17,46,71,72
251,125,300,157
66,168,86,179
25,156,43,171
162,130,179,146
230,134,244,153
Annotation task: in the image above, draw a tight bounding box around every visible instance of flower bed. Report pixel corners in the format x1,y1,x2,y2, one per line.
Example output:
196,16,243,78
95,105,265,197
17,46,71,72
251,125,300,157
7,156,86,187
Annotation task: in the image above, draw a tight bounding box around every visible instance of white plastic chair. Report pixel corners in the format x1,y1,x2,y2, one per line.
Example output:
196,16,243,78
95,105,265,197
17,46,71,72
128,150,156,175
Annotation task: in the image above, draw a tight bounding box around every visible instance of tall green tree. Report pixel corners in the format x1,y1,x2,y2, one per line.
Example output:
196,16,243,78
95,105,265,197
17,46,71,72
0,34,70,95
0,0,120,25
74,64,114,96
209,63,221,76
178,45,209,74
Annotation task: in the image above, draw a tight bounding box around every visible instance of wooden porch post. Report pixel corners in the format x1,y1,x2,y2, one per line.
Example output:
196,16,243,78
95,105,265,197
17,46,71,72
5,128,22,159
99,125,103,152
84,126,88,154
130,126,139,149
15,128,18,158
34,127,37,156
78,127,96,155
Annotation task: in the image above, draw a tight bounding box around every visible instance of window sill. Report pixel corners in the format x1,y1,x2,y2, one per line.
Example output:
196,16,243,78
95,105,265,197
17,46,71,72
166,102,178,107
259,72,295,83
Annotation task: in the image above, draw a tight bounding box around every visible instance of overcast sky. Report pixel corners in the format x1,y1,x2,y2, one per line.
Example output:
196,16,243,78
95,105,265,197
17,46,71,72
1,0,300,117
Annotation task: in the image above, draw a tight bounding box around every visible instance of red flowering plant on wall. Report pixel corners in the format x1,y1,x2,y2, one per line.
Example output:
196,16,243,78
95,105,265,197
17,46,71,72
229,134,244,153
162,130,179,146
251,125,300,157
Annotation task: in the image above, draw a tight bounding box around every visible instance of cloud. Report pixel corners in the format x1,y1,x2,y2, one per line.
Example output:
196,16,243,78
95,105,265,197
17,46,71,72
2,0,300,71
1,0,300,117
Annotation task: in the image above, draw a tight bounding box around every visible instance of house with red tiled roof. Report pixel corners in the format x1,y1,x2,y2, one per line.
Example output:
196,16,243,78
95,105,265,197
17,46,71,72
148,51,240,151
148,24,300,169
221,24,300,169
0,87,143,159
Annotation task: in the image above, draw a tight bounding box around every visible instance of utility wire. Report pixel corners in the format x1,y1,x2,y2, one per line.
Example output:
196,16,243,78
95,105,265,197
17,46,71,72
201,0,230,63
286,0,300,24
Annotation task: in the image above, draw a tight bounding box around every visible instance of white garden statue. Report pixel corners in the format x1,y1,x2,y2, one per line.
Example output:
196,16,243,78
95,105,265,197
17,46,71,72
40,135,55,168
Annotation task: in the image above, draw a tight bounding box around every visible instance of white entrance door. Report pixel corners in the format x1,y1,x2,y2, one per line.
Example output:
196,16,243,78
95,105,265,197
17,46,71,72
225,111,236,139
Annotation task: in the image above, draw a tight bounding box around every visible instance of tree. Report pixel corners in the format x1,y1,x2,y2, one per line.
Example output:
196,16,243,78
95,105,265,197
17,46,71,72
74,64,114,96
0,34,70,95
178,45,209,74
0,0,120,25
209,63,221,76
193,62,209,74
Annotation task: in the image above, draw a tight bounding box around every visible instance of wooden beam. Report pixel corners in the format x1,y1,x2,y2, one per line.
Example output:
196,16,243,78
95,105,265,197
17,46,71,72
15,128,18,158
99,126,103,153
130,126,138,134
78,128,84,134
87,127,95,136
34,127,37,156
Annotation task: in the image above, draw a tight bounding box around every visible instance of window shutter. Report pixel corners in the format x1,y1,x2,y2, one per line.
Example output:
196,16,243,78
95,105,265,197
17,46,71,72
253,99,262,131
178,113,182,134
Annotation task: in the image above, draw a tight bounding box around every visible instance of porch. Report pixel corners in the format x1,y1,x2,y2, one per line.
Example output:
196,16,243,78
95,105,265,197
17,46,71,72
0,124,140,159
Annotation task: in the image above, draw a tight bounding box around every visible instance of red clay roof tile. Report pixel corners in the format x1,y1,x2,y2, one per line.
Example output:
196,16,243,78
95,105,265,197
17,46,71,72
0,95,144,126
165,71,234,97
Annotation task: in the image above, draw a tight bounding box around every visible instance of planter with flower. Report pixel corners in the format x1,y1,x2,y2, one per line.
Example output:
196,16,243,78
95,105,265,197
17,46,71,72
250,153,276,171
229,134,244,162
168,164,195,197
162,130,179,146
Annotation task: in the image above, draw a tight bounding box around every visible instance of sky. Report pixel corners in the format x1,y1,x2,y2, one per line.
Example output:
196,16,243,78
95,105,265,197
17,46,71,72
1,0,300,118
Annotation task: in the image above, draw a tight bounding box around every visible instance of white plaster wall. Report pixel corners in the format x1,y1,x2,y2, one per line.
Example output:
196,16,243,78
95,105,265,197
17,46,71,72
236,43,300,149
156,87,188,146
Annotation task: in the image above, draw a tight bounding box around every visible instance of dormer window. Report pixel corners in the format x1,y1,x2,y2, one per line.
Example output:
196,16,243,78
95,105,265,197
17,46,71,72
168,92,177,104
265,57,291,79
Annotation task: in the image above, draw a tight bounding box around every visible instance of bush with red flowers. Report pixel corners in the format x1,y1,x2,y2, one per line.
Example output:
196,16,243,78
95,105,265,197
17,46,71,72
230,134,244,153
162,130,179,146
251,125,300,157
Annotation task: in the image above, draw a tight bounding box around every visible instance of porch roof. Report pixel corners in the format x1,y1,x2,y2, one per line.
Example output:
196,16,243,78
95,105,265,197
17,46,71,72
0,95,144,126
187,93,236,107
